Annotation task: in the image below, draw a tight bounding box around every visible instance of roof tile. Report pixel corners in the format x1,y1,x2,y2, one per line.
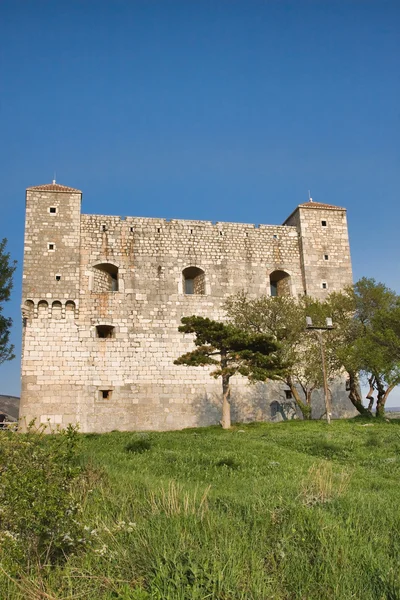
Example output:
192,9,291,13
26,183,82,193
297,201,345,210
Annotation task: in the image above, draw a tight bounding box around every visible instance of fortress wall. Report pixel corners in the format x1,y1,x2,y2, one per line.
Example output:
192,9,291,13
21,214,307,431
20,193,357,432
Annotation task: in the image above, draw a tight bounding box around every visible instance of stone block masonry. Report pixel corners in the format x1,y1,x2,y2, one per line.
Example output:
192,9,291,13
19,184,355,432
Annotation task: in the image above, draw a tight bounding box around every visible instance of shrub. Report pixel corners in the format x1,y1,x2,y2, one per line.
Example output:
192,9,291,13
0,423,88,573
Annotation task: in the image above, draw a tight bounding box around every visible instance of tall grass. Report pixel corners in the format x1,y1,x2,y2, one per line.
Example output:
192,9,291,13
1,419,400,599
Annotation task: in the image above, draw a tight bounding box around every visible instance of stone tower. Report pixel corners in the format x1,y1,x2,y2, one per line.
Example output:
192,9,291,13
19,185,355,432
284,200,353,298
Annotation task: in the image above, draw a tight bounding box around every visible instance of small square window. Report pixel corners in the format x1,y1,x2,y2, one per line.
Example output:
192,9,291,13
49,207,57,214
322,282,327,289
321,220,327,227
98,389,112,401
273,234,278,239
48,243,55,251
324,254,329,260
55,274,61,281
285,390,293,399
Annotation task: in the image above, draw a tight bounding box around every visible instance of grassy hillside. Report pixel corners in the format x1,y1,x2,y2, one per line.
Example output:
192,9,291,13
1,419,400,599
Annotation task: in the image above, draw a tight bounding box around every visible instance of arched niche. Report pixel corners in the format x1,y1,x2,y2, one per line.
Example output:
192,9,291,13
93,263,119,292
37,300,49,318
182,266,205,295
269,270,291,297
65,300,76,319
52,301,62,319
24,300,35,319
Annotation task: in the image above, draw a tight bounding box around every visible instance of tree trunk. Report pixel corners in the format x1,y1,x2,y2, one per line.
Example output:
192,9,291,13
366,376,375,412
221,373,231,429
287,377,311,420
348,372,372,417
375,378,394,418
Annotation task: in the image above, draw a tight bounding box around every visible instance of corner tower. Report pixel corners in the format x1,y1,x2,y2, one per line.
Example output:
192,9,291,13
284,199,353,298
22,182,82,303
20,182,82,429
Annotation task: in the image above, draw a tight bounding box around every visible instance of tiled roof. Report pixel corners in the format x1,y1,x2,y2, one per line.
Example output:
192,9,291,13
297,201,345,210
26,182,82,193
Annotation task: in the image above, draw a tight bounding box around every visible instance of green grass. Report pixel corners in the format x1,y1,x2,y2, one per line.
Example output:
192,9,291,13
2,419,400,599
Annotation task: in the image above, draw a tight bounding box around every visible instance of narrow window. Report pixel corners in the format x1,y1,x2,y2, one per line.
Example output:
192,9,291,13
96,325,115,338
285,390,293,399
322,282,327,289
324,254,329,261
182,267,205,295
130,226,134,232
157,228,161,233
55,274,61,281
48,243,55,251
269,270,291,297
219,231,223,236
321,220,327,227
49,207,57,214
102,225,107,232
93,263,119,292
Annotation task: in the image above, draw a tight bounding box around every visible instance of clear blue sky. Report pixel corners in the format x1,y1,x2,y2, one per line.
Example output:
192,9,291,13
1,1,399,402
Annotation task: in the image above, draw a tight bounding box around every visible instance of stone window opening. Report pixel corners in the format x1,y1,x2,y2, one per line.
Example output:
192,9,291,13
321,220,327,227
96,325,115,338
102,224,107,232
182,266,206,295
269,270,291,297
130,226,134,232
322,282,328,289
93,263,119,292
324,254,329,261
48,242,55,251
98,389,112,401
285,389,293,399
157,227,161,233
55,274,61,281
49,207,57,214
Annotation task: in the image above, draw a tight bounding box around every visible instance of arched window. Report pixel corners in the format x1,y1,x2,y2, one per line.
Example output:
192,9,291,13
93,263,119,292
52,301,62,319
24,300,34,319
65,301,76,319
269,270,291,297
37,300,48,318
182,267,205,295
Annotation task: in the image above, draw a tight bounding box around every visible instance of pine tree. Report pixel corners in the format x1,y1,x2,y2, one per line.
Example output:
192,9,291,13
174,316,284,428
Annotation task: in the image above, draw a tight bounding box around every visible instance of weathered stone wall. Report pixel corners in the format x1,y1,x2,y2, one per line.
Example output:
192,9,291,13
19,187,356,432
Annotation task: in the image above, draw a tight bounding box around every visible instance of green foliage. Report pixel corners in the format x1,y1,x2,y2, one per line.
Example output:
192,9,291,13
0,424,88,573
225,292,325,418
175,315,282,381
0,238,16,365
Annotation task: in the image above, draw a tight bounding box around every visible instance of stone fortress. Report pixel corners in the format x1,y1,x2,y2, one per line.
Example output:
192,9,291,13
19,182,355,432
